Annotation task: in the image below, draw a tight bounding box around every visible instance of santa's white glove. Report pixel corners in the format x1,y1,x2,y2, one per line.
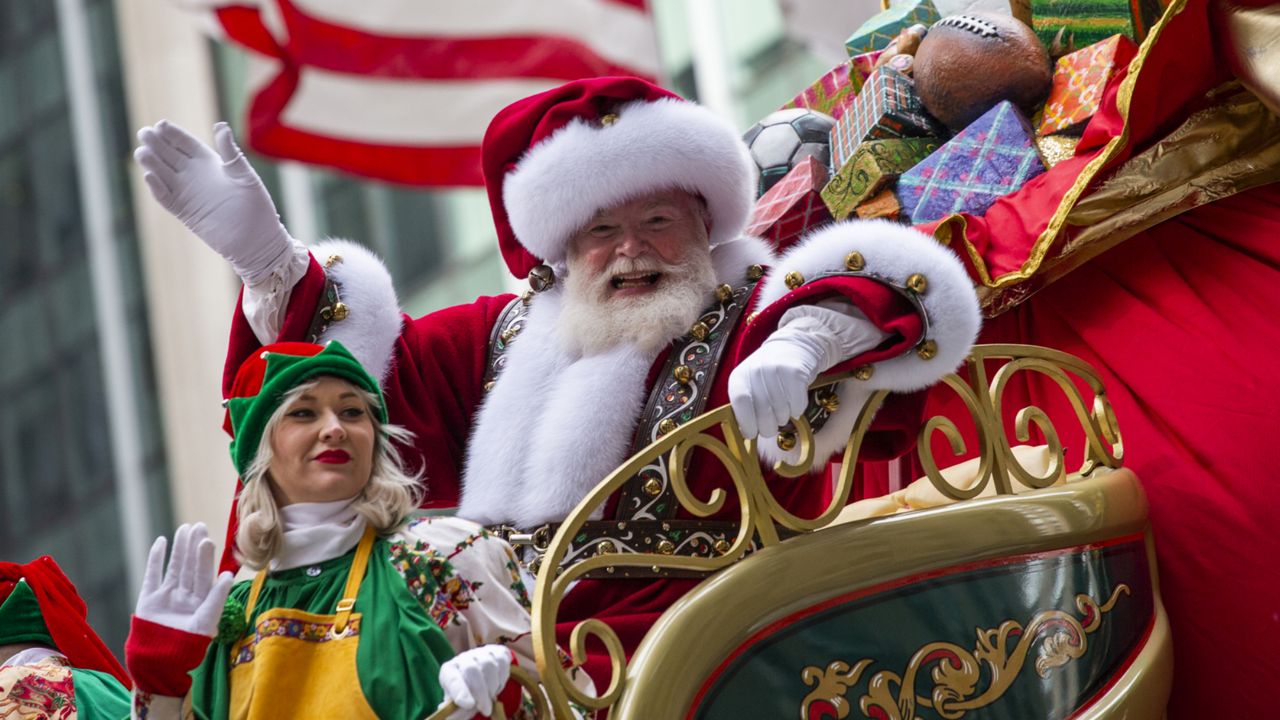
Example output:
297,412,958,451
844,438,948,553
437,645,513,719
135,523,234,637
729,303,889,439
133,120,295,285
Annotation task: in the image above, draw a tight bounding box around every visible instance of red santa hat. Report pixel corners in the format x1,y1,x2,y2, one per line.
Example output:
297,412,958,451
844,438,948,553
0,556,130,686
482,76,756,279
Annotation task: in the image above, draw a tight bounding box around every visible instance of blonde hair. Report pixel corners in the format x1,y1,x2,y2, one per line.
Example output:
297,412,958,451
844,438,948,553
234,379,422,570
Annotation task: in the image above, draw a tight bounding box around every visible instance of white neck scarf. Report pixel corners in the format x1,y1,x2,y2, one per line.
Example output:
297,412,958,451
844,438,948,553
271,497,368,572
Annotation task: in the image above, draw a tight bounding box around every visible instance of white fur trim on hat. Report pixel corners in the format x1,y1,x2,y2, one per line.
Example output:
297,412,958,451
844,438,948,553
503,97,755,266
752,220,982,470
312,239,403,383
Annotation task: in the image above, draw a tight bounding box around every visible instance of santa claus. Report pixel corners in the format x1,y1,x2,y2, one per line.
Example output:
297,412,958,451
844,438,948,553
133,76,981,684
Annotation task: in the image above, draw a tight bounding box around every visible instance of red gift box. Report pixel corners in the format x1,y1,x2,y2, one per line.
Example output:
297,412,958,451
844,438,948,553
744,156,833,252
1037,34,1138,136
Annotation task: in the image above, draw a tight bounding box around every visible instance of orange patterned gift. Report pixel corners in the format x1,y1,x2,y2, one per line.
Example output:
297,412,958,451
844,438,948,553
1037,34,1138,136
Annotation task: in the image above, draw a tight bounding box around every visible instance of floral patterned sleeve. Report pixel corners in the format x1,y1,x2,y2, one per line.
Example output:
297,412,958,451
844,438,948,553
388,517,596,704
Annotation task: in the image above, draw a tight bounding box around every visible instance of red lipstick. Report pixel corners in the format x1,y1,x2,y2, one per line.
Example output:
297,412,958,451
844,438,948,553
314,449,350,464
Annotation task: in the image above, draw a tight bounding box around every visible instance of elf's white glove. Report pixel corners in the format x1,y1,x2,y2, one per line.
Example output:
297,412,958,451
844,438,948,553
134,120,295,285
438,645,513,719
729,303,889,439
135,523,234,638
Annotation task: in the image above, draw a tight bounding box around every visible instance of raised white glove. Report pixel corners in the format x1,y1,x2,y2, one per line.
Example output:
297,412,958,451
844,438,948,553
135,523,234,638
133,120,294,284
729,303,889,439
438,645,513,720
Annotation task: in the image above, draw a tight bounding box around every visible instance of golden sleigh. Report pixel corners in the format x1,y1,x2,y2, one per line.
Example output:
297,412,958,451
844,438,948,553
432,344,1171,719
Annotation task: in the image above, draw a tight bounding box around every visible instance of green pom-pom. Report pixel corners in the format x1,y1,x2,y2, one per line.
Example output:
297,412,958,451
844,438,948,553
216,597,248,645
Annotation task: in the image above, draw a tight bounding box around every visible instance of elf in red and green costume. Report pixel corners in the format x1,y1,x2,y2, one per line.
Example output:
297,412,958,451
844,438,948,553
0,557,130,719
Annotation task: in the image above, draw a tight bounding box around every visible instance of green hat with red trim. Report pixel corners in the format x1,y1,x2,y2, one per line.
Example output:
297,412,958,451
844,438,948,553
225,341,386,477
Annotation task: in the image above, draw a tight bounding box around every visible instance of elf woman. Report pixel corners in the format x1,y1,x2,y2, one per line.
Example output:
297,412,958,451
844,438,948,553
123,342,591,718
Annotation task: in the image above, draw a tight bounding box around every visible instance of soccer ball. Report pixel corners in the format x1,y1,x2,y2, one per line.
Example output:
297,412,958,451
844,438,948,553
742,108,836,197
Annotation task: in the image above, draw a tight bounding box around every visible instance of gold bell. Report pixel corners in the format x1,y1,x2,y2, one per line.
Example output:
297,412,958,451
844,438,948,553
776,430,798,452
483,380,496,392
690,321,710,341
600,113,619,126
817,390,840,413
917,339,938,360
596,540,617,555
657,540,676,555
528,264,556,293
746,264,765,281
906,273,928,294
658,418,678,435
324,254,343,269
643,478,663,497
784,271,805,290
714,539,732,556
500,327,519,344
673,364,693,384
715,283,734,303
844,251,865,272
853,364,875,381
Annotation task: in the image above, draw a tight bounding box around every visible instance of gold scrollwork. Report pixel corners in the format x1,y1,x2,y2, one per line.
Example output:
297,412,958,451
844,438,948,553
800,585,1131,720
523,345,1124,718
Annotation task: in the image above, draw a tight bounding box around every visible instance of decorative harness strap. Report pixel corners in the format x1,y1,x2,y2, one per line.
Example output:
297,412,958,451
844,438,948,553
485,276,762,579
482,293,533,391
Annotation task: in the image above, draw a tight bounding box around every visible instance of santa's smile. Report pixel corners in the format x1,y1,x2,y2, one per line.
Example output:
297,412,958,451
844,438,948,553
610,271,662,291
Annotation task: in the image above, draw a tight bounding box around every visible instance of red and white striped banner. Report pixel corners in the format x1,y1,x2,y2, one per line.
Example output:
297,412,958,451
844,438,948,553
208,0,660,185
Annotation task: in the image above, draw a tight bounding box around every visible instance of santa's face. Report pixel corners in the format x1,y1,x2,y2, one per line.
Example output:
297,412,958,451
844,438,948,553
560,189,716,355
267,376,376,506
567,188,709,299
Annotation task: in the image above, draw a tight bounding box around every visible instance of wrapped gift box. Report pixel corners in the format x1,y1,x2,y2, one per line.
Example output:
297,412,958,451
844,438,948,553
1038,34,1138,135
744,156,833,251
782,62,857,120
1031,0,1164,48
855,188,904,221
845,0,940,57
830,66,942,170
898,101,1046,223
821,137,940,220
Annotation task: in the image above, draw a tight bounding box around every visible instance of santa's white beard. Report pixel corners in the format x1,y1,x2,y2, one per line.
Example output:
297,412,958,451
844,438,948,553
558,247,717,356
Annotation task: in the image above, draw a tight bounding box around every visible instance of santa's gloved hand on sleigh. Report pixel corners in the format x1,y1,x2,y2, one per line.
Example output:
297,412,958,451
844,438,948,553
728,302,889,440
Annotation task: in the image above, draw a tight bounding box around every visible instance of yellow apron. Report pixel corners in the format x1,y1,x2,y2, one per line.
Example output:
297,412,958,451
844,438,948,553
228,527,379,719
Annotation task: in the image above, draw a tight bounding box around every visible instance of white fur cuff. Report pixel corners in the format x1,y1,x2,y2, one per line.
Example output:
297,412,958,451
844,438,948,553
311,239,403,383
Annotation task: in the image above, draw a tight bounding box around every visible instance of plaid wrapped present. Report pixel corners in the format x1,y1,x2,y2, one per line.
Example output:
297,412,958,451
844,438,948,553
1038,34,1138,135
898,101,1046,223
855,188,904,222
745,156,833,251
1031,0,1164,48
845,0,940,57
821,137,940,220
830,66,942,170
782,62,857,120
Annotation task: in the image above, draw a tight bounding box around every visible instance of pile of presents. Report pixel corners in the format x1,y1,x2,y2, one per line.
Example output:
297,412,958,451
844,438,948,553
744,0,1165,250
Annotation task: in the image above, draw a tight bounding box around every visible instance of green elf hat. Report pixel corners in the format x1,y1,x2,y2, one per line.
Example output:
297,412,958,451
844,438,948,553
0,580,55,647
225,341,386,478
